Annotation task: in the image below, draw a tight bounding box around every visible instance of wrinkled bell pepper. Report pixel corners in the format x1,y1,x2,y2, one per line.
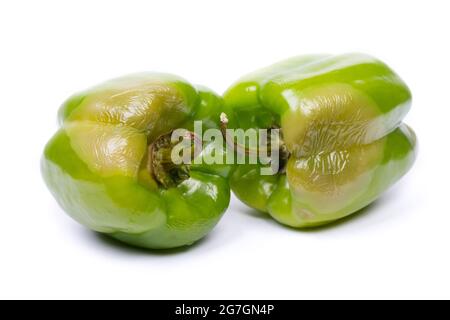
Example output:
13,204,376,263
42,73,230,249
224,54,417,227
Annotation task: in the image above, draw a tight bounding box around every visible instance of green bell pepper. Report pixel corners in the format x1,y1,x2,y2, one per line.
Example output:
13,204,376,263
42,73,230,249
224,53,417,227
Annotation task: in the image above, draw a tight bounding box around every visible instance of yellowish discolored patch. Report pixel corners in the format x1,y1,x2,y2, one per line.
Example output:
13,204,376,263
67,78,191,141
65,121,147,178
280,83,381,157
286,138,385,214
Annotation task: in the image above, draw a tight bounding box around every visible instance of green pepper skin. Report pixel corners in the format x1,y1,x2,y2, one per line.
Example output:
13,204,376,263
224,54,417,227
42,73,230,249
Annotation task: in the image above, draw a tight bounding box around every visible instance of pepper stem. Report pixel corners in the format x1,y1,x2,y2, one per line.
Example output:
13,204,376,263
148,130,200,188
219,112,290,174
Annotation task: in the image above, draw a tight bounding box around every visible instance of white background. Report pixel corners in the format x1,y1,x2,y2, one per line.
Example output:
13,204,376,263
0,0,449,299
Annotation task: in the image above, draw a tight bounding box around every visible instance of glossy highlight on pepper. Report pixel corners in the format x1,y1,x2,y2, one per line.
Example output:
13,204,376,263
224,53,417,227
42,73,231,249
